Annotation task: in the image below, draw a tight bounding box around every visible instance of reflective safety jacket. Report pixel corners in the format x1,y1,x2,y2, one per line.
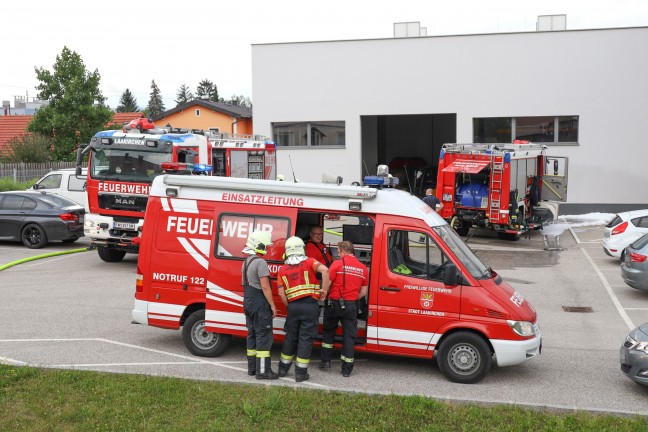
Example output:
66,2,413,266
278,257,322,302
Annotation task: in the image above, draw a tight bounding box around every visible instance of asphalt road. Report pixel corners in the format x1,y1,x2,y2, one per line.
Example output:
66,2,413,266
1,226,647,416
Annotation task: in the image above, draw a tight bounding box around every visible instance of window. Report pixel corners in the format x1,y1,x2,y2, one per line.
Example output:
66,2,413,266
272,121,345,147
216,214,291,262
0,195,25,210
387,230,448,281
38,174,62,189
195,109,201,117
473,116,578,145
68,175,86,192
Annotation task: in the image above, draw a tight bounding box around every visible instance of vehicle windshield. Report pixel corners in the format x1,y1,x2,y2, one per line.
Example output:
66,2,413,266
90,148,172,182
432,225,490,279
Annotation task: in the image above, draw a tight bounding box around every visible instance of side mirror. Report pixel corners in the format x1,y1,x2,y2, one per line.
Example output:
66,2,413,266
32,183,39,190
443,263,461,287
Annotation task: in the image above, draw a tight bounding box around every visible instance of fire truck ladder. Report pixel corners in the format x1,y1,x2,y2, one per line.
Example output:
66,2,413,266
489,157,504,221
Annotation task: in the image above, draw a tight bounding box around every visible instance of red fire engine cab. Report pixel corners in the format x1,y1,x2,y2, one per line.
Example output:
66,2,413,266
75,119,276,262
436,141,568,240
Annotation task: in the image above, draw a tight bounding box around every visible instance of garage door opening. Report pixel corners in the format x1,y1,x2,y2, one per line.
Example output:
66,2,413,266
361,114,456,197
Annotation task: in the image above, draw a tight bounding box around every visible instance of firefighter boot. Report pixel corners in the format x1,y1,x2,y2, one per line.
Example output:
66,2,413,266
295,366,310,383
341,358,354,378
277,361,291,378
247,355,256,376
255,357,279,380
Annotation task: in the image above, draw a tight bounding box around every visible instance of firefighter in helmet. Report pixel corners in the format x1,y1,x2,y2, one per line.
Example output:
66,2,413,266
242,230,279,380
277,236,329,382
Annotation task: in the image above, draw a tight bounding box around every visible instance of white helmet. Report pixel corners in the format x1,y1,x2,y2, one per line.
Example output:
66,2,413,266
284,236,305,257
245,230,273,255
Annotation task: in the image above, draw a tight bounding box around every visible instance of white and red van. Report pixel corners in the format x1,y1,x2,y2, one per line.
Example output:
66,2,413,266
132,172,541,383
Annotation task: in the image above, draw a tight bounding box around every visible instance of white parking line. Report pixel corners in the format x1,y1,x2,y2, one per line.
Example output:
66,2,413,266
0,337,330,389
581,248,635,330
569,227,581,244
0,356,27,365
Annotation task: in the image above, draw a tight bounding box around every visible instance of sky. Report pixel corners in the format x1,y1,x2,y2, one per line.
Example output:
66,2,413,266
3,0,648,110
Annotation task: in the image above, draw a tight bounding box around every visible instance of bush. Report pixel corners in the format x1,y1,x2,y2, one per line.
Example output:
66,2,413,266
0,177,37,192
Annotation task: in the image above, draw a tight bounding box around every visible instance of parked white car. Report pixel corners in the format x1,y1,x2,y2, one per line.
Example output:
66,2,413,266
603,209,648,259
30,168,87,209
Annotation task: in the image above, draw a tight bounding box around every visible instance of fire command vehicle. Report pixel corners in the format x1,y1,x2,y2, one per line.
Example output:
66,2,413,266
75,119,276,262
436,141,568,240
132,169,542,384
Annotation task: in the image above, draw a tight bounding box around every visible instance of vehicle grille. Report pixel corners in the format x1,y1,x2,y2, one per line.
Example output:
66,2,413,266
621,363,631,373
487,309,505,318
98,194,148,212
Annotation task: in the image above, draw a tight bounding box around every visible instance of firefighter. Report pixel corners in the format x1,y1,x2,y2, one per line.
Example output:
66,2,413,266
305,225,333,266
242,230,279,380
320,240,368,377
277,236,329,382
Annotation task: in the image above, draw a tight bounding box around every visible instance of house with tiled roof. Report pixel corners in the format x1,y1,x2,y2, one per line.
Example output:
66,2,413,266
151,99,253,135
0,112,142,154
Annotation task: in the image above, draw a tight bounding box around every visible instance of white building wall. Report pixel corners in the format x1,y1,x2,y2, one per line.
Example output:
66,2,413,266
252,27,648,206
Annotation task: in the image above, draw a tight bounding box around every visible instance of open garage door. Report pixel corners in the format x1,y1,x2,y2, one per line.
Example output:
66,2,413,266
361,114,456,196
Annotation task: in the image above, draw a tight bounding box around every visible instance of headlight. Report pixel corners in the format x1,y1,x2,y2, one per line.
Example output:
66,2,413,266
634,341,648,354
84,221,95,228
507,320,535,337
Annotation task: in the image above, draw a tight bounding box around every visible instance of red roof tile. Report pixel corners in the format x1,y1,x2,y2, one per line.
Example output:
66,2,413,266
0,112,143,154
0,115,32,154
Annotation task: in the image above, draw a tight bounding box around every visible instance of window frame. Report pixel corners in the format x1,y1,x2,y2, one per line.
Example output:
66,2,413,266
473,116,579,146
272,121,346,148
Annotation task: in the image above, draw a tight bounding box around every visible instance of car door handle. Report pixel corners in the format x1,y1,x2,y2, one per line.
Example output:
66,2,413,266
380,286,400,292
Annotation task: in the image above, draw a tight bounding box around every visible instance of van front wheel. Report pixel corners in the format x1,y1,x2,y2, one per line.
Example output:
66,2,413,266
437,332,492,384
182,310,231,357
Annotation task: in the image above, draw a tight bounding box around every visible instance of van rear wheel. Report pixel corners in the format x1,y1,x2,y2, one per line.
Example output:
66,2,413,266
182,309,231,357
437,332,492,384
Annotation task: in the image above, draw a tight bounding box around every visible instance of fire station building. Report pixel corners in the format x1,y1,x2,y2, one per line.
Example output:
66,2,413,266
251,25,648,213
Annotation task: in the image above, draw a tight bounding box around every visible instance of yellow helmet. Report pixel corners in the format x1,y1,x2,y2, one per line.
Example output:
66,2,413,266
245,230,273,255
284,236,305,257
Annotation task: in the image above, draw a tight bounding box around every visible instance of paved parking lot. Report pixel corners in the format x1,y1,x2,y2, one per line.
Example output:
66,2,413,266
1,226,647,416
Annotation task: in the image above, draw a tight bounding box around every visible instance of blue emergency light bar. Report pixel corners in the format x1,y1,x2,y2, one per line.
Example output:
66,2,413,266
363,175,400,188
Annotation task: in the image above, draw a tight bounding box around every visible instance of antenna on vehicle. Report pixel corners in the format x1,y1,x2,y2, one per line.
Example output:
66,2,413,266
404,165,413,195
289,155,298,183
363,160,370,176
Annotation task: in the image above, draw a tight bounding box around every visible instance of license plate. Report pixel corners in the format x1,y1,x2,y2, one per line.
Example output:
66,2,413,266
113,222,137,230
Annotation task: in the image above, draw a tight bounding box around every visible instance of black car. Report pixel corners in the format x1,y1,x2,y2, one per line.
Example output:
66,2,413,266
0,191,85,249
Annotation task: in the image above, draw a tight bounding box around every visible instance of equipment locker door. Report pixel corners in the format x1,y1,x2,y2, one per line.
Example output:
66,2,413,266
541,156,568,202
375,226,461,357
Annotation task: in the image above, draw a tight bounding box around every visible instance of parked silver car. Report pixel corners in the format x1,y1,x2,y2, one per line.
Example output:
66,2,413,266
620,323,648,386
621,233,648,292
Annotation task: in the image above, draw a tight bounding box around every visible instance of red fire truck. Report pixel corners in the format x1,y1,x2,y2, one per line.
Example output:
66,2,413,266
75,120,276,262
436,142,568,240
132,169,542,384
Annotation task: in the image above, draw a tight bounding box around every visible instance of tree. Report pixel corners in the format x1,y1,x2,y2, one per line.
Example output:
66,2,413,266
0,133,52,163
116,89,139,112
28,46,113,161
175,84,194,106
147,80,165,118
196,79,219,102
224,94,252,108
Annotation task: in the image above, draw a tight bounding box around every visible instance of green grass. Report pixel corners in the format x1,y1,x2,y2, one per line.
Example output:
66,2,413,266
0,177,37,192
0,365,645,431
